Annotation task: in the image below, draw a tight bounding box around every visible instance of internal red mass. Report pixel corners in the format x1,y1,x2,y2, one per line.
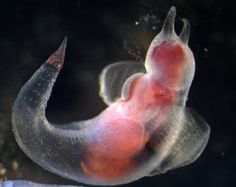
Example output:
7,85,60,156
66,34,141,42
151,41,185,87
81,116,149,180
151,41,184,65
80,42,184,180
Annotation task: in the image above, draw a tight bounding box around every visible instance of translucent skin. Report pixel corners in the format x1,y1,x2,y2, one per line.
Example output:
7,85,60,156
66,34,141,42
12,7,210,186
0,180,79,187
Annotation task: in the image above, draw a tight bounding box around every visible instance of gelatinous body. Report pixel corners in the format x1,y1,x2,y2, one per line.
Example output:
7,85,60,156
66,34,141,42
12,7,210,186
0,180,79,187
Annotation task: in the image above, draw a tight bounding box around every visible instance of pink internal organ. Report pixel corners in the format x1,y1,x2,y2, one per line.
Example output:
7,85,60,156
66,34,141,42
151,41,185,87
81,41,186,180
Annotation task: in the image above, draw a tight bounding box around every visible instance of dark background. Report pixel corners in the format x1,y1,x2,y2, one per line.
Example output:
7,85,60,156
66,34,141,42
0,0,235,186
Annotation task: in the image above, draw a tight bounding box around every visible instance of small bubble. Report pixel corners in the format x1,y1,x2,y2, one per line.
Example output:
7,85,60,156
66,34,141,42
203,48,208,52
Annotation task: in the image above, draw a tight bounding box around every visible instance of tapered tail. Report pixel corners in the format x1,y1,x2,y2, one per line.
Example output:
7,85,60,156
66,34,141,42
12,38,91,184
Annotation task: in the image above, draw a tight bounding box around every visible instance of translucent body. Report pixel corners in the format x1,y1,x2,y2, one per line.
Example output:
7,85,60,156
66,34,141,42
0,180,78,187
12,7,210,186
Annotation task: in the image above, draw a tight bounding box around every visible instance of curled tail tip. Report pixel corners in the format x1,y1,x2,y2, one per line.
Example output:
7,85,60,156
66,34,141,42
46,37,67,70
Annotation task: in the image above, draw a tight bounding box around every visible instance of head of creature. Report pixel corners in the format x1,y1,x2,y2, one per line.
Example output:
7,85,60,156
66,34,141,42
145,7,195,91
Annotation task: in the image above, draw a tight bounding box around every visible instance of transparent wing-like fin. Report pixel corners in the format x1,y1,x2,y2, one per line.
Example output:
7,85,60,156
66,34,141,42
156,107,210,174
121,73,144,101
99,61,146,105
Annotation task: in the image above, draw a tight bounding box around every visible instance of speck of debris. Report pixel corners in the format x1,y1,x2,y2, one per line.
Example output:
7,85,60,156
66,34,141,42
0,163,7,176
12,160,19,171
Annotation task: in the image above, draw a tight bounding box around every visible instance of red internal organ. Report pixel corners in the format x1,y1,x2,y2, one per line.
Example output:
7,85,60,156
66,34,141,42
151,41,185,86
81,117,149,180
80,42,185,181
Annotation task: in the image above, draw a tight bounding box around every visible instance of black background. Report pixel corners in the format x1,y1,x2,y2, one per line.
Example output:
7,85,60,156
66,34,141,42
0,0,235,186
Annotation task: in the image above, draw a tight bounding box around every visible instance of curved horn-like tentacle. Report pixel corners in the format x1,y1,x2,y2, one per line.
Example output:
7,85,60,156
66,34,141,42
161,6,176,37
179,18,190,44
12,38,93,184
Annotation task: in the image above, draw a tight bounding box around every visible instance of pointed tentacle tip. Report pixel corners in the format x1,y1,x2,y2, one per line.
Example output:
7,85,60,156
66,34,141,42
179,18,190,44
46,37,67,70
161,6,177,36
169,6,176,14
